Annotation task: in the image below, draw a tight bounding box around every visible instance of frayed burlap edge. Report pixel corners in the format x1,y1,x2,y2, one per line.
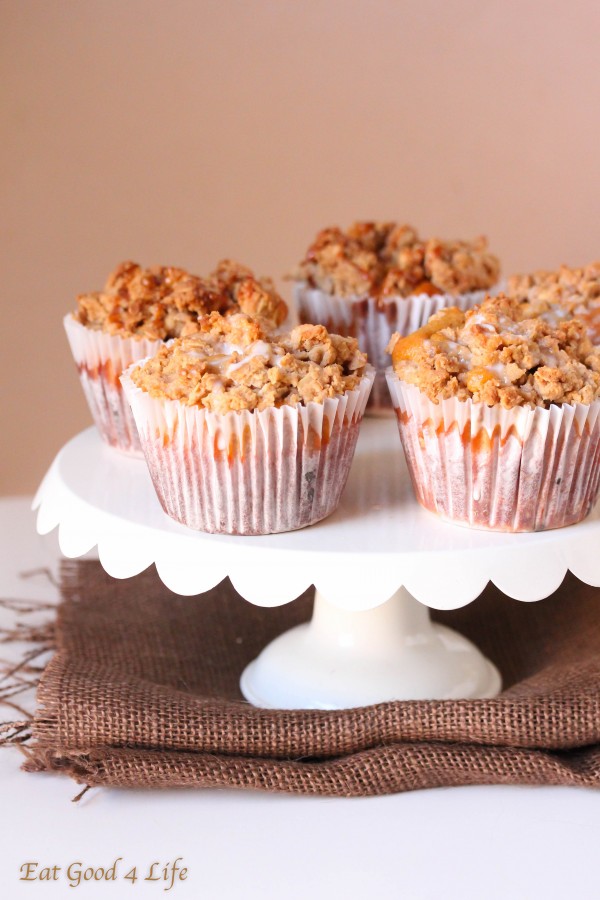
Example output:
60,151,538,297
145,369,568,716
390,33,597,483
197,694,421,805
2,562,600,798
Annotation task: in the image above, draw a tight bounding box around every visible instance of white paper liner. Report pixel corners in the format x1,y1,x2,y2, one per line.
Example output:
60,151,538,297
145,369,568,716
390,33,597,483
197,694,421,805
294,283,490,413
64,314,163,454
121,364,375,535
386,371,600,532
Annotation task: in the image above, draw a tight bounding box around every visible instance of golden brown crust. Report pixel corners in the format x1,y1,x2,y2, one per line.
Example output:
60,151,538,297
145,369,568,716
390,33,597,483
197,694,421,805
130,312,368,413
290,222,500,298
292,225,383,297
75,260,288,340
207,259,288,327
508,262,600,344
389,294,600,409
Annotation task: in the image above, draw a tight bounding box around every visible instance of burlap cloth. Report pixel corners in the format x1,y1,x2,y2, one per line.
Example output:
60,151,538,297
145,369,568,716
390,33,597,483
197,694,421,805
21,560,600,796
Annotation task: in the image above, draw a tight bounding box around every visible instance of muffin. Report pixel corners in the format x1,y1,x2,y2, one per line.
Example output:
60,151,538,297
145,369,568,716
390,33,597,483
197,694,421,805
64,260,288,453
121,312,374,535
508,262,600,345
386,295,600,532
290,222,500,412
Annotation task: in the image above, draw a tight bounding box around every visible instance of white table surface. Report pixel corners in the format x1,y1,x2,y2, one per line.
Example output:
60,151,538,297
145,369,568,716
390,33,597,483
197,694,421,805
0,496,598,900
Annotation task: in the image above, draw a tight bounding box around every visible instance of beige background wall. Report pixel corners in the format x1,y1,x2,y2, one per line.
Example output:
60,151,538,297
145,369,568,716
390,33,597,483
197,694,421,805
2,0,599,494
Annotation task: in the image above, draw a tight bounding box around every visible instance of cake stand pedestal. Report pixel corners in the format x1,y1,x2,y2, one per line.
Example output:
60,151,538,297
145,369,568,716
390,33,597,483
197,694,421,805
34,420,600,709
240,587,500,709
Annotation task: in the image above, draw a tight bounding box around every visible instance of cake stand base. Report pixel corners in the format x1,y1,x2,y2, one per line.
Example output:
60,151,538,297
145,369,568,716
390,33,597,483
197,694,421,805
240,587,501,709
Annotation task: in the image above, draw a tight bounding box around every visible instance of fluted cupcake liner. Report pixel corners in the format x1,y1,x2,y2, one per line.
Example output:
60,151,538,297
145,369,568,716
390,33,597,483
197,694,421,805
386,371,600,532
64,314,163,454
121,365,375,535
294,284,488,414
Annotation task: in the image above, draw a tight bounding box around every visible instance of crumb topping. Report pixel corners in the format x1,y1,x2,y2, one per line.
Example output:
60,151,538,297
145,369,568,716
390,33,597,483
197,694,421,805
508,262,600,344
290,221,500,299
388,294,600,409
74,260,288,340
207,259,288,326
130,312,368,413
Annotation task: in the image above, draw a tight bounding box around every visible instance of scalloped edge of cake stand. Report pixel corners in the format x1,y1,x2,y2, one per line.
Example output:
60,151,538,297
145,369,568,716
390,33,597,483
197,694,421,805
32,428,600,611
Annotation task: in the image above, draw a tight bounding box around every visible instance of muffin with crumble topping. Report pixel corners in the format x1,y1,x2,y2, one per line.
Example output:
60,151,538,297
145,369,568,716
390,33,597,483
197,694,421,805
290,222,500,412
64,260,288,453
508,261,600,345
386,295,600,532
121,312,374,534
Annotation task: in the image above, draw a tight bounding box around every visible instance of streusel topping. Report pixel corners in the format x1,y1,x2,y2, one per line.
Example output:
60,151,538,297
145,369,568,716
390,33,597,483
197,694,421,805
508,262,600,344
74,260,288,340
290,222,500,299
130,312,368,413
206,259,288,326
388,295,600,409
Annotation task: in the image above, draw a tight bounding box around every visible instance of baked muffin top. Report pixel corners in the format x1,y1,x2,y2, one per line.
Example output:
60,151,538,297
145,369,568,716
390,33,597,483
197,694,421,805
388,294,600,409
130,312,368,414
508,262,600,343
290,221,500,299
74,259,288,340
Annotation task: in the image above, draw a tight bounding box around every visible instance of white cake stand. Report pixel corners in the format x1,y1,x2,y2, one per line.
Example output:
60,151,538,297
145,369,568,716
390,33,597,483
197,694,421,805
34,420,600,709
